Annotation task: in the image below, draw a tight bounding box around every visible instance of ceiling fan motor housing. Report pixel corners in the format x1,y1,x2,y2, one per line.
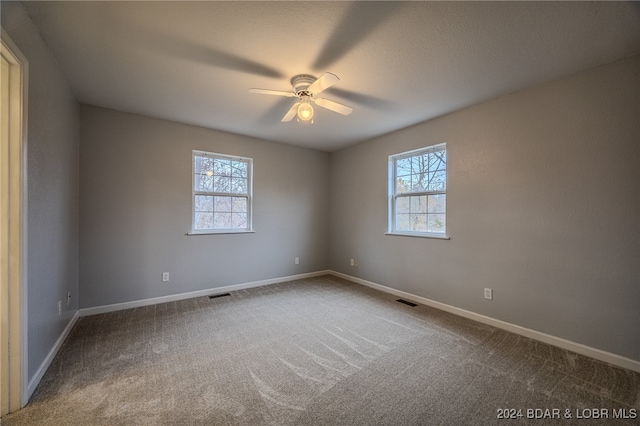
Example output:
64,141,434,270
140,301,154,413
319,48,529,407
249,72,351,122
291,74,316,96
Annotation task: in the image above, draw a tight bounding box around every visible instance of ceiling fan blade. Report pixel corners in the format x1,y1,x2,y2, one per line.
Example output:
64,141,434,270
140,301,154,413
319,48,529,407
326,88,395,111
314,98,353,115
249,88,297,97
307,72,340,94
312,2,403,71
281,102,301,122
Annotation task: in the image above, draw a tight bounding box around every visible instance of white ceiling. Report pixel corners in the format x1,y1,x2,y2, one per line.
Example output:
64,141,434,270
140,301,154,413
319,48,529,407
23,1,640,151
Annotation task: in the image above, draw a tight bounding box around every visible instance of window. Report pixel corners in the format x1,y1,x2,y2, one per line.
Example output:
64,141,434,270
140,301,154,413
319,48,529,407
388,143,447,238
192,150,253,233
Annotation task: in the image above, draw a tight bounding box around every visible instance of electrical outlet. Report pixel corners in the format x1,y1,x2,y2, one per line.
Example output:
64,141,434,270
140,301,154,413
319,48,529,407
58,300,62,315
295,257,299,265
67,291,71,306
350,258,355,267
162,272,170,282
484,288,493,300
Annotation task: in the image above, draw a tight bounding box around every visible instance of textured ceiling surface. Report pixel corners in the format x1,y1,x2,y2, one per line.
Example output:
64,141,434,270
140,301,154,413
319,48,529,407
23,1,640,151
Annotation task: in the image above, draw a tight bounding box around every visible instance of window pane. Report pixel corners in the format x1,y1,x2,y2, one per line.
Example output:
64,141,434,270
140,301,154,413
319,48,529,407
427,214,446,233
396,196,410,214
195,212,214,230
194,156,214,175
214,196,232,212
232,197,247,212
214,159,232,176
396,176,411,194
428,194,446,214
432,151,447,170
213,176,231,193
426,153,436,172
411,156,424,175
231,212,247,228
232,160,247,178
396,158,411,175
396,150,447,195
231,177,247,194
194,174,213,192
411,195,427,213
429,170,446,191
214,212,232,229
396,213,411,231
194,195,213,212
410,213,427,231
411,171,428,192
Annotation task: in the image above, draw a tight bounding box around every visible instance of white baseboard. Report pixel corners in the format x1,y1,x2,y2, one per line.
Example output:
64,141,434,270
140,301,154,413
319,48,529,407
78,270,332,317
27,310,79,400
329,270,640,374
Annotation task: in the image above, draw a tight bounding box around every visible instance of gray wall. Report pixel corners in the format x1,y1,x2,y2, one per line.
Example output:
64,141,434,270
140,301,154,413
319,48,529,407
79,106,330,308
1,3,80,380
329,55,640,362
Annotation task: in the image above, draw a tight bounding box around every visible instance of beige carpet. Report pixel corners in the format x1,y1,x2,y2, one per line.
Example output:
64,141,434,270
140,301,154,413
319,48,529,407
4,275,639,425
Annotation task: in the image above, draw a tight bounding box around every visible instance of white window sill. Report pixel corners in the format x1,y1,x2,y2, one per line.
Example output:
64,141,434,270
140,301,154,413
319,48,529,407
187,230,255,236
385,232,450,240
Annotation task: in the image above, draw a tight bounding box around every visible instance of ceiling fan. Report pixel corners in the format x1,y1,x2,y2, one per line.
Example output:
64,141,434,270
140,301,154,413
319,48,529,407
249,72,353,123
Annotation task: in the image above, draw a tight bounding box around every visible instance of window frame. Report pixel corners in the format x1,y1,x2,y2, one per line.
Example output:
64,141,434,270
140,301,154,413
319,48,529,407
190,150,254,235
387,143,449,239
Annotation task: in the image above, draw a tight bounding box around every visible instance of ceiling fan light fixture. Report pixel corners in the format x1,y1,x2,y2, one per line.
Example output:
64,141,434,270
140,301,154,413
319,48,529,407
297,100,314,121
249,72,351,123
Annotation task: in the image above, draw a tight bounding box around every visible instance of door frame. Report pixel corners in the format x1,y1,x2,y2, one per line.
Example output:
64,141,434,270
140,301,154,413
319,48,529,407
1,28,28,415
